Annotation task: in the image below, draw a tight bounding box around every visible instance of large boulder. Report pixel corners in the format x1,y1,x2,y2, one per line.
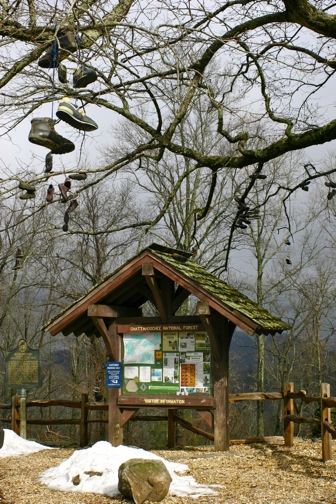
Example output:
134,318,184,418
118,458,172,504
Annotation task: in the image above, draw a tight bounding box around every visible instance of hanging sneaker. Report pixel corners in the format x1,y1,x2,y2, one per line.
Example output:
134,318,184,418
58,63,68,83
38,29,77,68
13,249,24,270
62,222,69,232
66,199,79,213
46,184,54,202
18,181,36,192
325,181,336,188
19,192,35,200
327,189,336,200
29,117,75,154
235,221,247,230
18,181,36,200
69,171,87,180
73,65,97,88
56,98,98,132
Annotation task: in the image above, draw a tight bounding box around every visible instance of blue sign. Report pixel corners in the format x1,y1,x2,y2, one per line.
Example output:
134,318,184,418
106,361,122,388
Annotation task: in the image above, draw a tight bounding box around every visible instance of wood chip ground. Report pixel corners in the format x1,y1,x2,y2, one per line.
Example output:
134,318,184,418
1,437,336,503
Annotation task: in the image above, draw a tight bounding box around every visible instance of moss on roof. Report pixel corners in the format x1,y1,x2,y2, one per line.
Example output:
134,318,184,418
44,243,290,335
147,245,290,333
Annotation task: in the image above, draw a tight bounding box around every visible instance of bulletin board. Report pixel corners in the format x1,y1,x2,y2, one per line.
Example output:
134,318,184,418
121,328,211,395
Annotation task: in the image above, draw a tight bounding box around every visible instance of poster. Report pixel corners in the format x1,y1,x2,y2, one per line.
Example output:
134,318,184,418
179,332,195,352
122,331,211,394
162,332,178,351
123,332,161,364
163,352,179,383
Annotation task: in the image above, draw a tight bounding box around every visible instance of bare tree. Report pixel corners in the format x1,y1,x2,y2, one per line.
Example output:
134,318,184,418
1,1,336,261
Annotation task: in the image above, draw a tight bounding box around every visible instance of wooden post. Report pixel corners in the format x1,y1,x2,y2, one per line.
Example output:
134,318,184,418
213,345,230,451
167,409,176,448
11,395,19,435
321,383,332,462
197,303,234,451
109,388,123,446
80,393,89,447
19,389,27,439
284,382,294,447
108,322,123,446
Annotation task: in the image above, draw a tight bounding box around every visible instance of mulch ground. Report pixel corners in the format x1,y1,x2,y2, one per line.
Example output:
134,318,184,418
1,437,336,503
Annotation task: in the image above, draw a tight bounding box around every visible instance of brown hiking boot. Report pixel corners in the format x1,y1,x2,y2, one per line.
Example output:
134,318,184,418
29,117,75,154
46,184,54,202
66,199,78,213
58,177,71,202
38,29,77,68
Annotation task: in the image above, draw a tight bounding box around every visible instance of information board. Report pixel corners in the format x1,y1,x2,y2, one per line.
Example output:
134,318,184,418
5,339,41,389
122,329,211,395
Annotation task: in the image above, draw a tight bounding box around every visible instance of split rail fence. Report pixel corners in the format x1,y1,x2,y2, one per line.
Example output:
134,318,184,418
0,382,335,461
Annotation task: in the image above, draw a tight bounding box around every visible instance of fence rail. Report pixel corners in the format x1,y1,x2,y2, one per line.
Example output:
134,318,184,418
1,382,336,461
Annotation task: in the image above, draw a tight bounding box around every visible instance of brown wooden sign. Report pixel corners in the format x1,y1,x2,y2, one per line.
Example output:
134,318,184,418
117,324,203,333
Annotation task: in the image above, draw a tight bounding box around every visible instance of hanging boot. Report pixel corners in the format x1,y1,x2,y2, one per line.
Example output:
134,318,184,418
18,181,36,192
69,171,87,181
73,65,97,88
18,181,36,199
38,29,77,68
58,63,68,83
46,184,54,202
66,199,78,213
56,98,98,132
58,177,71,202
29,117,75,154
45,152,53,173
13,248,24,270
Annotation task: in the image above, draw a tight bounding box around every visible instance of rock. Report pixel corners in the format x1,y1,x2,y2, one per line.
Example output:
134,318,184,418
72,474,81,485
118,458,172,504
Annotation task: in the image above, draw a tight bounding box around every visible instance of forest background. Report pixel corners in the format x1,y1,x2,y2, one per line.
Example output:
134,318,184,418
1,0,336,447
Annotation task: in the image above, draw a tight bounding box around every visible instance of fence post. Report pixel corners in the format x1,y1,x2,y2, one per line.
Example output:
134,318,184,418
321,383,332,462
167,409,176,448
19,389,27,439
80,393,89,447
11,395,20,435
284,382,294,447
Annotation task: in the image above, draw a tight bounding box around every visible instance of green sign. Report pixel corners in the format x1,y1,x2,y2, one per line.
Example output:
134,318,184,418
5,339,41,389
122,331,212,395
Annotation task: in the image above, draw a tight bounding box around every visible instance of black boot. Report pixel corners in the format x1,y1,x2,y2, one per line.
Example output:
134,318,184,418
73,65,97,88
45,152,53,173
29,118,75,154
58,63,68,83
38,29,77,68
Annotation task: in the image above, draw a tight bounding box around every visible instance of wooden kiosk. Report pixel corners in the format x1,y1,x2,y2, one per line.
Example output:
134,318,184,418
44,244,289,451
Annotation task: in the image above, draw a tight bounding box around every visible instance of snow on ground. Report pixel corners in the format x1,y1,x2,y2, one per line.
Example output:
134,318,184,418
0,429,54,457
0,430,219,499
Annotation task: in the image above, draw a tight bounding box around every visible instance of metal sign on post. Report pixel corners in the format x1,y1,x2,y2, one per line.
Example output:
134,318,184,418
106,361,122,388
5,339,41,390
